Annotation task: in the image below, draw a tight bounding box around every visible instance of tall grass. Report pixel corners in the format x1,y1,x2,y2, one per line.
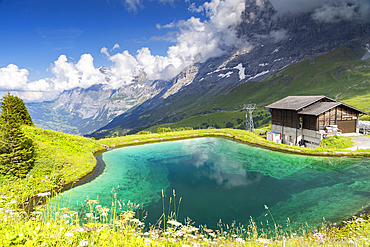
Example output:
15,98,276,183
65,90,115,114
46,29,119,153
1,189,370,246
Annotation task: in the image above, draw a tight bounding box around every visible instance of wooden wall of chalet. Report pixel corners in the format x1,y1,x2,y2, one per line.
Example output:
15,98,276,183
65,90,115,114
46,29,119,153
317,105,359,131
302,115,317,131
271,109,299,128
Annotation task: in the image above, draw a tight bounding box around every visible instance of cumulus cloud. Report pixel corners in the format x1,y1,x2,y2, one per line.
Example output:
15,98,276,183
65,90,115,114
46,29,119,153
0,64,29,90
106,0,247,81
50,54,106,91
269,0,370,23
312,1,370,23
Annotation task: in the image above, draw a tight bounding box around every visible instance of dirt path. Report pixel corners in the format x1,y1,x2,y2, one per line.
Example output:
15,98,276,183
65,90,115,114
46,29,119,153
346,135,370,151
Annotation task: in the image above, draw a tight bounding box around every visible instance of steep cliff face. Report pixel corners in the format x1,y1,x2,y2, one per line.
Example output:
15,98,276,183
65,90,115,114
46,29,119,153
28,0,370,136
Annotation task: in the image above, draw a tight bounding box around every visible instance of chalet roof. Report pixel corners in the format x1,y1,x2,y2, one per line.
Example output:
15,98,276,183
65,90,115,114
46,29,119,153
299,102,368,115
265,96,333,111
299,102,341,116
265,95,369,115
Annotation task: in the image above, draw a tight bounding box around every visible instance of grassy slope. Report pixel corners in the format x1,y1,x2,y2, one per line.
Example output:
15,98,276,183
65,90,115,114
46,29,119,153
2,126,370,245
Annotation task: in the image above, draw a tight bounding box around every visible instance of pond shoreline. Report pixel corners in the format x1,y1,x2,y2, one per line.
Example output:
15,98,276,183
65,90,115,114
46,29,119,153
75,131,366,189
26,129,366,213
60,135,370,231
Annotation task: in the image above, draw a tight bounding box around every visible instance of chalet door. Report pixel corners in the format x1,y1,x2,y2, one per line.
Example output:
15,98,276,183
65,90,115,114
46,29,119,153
337,120,356,133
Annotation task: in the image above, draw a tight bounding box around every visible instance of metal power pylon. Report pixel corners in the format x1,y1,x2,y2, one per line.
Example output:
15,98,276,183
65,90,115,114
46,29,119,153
239,104,257,133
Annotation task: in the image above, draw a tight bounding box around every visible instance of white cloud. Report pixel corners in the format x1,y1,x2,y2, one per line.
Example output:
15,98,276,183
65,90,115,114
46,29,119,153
269,29,289,42
269,0,370,23
123,0,142,13
111,43,120,51
50,54,106,91
188,2,204,12
312,1,370,23
0,64,29,90
101,47,110,57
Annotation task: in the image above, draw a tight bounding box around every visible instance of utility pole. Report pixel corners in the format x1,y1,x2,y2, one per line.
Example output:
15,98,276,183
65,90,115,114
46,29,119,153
239,104,257,133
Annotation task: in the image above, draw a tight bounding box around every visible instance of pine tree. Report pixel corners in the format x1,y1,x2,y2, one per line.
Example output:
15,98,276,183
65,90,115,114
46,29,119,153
0,93,35,178
0,93,34,126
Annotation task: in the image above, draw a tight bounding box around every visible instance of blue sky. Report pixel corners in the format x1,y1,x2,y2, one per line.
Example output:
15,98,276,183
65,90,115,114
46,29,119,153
0,0,206,80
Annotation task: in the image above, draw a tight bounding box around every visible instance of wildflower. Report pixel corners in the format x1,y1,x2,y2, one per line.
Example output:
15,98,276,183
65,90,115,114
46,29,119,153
87,200,98,205
65,232,74,237
235,238,245,244
258,238,270,244
78,239,89,247
313,232,326,243
264,205,268,210
37,192,51,197
10,200,16,204
86,213,94,218
167,220,182,227
101,212,108,217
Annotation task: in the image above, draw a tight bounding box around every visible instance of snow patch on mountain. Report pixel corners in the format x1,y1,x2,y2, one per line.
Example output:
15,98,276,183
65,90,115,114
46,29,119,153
234,63,246,81
218,71,234,78
247,70,270,81
362,44,370,60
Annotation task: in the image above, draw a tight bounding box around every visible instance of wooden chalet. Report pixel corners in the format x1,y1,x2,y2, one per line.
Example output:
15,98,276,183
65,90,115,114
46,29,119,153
265,96,368,147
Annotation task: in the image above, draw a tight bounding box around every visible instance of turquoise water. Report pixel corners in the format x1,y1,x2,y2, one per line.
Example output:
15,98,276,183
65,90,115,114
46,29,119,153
52,137,370,229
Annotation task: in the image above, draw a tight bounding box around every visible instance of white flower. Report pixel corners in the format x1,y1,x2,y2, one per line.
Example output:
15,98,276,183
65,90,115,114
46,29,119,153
65,232,74,237
167,220,182,227
37,192,51,197
236,238,245,244
78,239,89,247
85,213,94,218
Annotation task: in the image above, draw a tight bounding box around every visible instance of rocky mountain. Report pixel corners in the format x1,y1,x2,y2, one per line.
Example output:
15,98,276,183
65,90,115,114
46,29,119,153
89,0,370,137
26,69,171,135
27,0,370,136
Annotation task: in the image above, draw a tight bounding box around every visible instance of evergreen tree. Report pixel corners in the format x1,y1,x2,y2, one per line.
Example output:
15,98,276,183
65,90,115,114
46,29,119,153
0,93,34,126
0,93,35,178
